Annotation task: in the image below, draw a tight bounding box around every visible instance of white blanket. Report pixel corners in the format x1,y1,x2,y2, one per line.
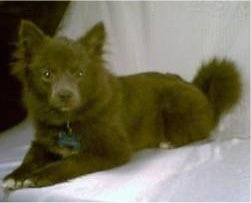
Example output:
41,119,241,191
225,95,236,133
0,1,249,201
0,120,249,201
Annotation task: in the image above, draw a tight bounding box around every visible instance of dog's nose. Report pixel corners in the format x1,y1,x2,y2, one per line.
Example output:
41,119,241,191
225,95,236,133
58,90,73,100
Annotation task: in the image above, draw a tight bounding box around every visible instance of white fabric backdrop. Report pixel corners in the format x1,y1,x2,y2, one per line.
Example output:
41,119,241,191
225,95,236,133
57,1,250,140
0,1,249,202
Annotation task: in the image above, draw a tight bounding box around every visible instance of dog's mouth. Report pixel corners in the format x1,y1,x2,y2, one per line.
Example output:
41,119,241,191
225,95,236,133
50,97,81,113
60,103,76,112
56,100,80,112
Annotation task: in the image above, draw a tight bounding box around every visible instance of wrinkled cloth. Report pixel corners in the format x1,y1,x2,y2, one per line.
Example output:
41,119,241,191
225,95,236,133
0,120,249,201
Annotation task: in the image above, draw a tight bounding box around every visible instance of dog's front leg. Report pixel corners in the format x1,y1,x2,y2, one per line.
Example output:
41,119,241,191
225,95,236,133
23,151,130,188
3,141,60,190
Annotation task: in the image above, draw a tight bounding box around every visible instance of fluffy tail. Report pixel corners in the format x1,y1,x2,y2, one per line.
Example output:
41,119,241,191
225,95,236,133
192,58,241,122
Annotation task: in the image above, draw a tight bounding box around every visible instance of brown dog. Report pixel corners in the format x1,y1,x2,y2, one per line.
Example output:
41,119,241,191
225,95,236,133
3,20,241,189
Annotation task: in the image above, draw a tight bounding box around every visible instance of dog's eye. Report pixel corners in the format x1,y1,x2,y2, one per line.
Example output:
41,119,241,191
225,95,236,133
44,70,50,78
42,69,53,81
78,70,84,77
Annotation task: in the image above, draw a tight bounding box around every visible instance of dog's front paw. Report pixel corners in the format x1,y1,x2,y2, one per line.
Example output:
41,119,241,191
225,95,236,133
26,172,56,188
3,172,55,189
3,178,34,190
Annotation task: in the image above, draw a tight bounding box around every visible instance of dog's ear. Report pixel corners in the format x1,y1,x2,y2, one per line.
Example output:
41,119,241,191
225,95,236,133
19,20,45,52
11,20,46,81
78,22,106,56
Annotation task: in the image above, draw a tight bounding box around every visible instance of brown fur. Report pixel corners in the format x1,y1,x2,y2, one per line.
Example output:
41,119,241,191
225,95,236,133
3,20,241,189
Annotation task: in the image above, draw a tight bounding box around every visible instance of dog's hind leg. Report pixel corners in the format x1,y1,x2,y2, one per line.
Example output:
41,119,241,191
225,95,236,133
161,83,215,147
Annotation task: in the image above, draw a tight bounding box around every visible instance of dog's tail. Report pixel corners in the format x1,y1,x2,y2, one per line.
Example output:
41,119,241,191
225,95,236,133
192,58,241,122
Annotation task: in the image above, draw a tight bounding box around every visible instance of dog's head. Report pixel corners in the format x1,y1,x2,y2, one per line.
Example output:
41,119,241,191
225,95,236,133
12,20,108,113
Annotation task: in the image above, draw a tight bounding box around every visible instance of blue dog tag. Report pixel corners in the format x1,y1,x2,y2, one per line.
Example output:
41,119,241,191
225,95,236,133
58,131,80,151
